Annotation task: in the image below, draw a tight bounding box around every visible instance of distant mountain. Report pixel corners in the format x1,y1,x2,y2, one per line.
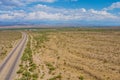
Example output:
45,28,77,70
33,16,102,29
0,21,120,28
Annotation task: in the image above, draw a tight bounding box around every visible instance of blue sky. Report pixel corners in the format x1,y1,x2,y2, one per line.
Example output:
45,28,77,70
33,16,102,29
0,0,120,26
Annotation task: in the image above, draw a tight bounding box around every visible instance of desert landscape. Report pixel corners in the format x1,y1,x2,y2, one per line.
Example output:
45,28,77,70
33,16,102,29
0,31,22,63
0,0,120,80
16,29,120,80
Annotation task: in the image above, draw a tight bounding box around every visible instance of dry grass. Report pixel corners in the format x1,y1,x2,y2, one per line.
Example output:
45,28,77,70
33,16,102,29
0,31,22,63
29,29,120,80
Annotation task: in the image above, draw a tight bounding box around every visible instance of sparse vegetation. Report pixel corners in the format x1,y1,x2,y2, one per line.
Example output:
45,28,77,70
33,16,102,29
78,76,84,80
16,36,38,80
49,74,62,80
46,63,56,73
34,31,48,49
0,31,21,63
15,28,120,80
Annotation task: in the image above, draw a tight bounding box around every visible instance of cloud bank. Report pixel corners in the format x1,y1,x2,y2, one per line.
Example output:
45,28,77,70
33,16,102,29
0,1,120,25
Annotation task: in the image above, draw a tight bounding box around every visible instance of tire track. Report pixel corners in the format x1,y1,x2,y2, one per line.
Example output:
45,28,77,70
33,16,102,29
0,33,27,80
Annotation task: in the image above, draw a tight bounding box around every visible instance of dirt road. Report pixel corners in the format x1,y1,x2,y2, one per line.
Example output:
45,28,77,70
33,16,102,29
0,32,27,80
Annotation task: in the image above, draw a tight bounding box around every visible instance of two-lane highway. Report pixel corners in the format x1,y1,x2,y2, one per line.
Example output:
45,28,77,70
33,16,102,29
0,32,27,80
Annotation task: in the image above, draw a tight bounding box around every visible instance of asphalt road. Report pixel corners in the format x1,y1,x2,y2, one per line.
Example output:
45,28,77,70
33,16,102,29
0,32,27,80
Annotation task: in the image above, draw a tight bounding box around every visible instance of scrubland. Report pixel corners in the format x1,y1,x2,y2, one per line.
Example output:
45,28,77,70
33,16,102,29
0,31,21,63
17,28,120,80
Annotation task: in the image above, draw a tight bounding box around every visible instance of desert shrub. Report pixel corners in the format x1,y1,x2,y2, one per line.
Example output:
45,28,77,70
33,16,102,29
79,76,84,80
46,63,55,73
32,73,38,79
29,63,36,72
49,74,62,80
22,71,31,79
17,68,24,74
40,73,45,79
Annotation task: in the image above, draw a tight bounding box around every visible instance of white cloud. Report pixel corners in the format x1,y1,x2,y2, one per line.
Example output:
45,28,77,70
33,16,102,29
0,4,118,21
0,0,56,10
0,10,26,20
104,2,120,10
87,9,117,20
21,0,56,3
26,11,62,20
0,0,24,6
39,0,56,3
0,14,13,20
24,4,117,21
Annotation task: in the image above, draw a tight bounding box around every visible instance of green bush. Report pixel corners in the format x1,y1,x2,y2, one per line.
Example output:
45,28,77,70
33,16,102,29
32,73,38,79
46,63,55,73
49,74,62,80
17,68,24,74
79,76,84,80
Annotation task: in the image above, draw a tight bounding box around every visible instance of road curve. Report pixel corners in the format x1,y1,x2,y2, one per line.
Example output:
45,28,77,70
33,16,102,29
0,32,27,80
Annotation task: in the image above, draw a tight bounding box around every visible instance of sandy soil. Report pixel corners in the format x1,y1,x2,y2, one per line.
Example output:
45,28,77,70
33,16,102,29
30,30,120,80
0,31,22,64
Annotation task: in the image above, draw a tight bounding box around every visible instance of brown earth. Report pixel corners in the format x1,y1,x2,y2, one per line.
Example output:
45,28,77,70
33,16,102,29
0,31,22,63
24,30,120,80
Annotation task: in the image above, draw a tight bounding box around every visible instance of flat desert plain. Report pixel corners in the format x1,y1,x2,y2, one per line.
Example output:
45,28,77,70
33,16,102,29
17,29,120,80
0,31,21,63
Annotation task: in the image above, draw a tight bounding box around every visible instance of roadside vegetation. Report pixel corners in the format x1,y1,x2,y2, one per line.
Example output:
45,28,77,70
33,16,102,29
16,36,38,80
0,31,21,63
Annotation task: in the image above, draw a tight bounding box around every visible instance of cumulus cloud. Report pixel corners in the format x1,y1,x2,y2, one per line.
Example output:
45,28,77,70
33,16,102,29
22,4,117,21
0,0,24,6
26,11,63,20
0,14,13,20
38,0,56,3
104,2,120,10
0,4,117,21
0,2,119,22
0,10,26,20
0,0,56,9
22,0,56,3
